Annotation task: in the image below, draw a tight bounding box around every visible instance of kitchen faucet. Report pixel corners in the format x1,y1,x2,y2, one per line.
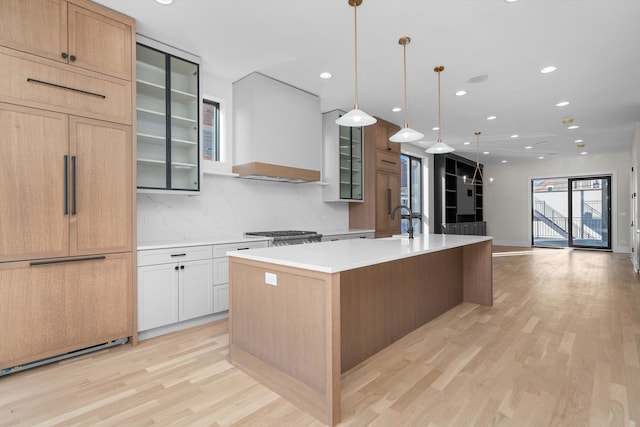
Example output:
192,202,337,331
390,205,414,239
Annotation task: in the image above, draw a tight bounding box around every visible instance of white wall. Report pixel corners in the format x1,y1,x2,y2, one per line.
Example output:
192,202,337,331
631,122,640,268
484,151,631,252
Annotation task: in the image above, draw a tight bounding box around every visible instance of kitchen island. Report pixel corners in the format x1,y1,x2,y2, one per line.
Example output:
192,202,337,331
228,234,492,426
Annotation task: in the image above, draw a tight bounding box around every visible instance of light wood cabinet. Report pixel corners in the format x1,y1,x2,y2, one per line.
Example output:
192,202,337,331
0,104,132,263
0,253,132,370
0,0,136,371
0,0,133,80
349,117,402,238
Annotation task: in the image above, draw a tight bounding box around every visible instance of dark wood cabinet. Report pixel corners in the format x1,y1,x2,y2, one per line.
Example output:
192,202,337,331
433,153,485,235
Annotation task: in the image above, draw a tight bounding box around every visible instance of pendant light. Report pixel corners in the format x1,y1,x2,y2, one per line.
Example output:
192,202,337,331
336,0,377,127
426,66,455,154
389,37,423,142
463,131,493,186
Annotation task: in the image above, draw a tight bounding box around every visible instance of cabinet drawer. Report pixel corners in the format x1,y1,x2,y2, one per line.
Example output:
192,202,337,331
137,245,212,266
0,47,131,125
376,151,401,174
213,240,269,258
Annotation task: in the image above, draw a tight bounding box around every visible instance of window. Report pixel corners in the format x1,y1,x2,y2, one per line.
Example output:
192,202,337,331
202,98,220,162
400,154,422,234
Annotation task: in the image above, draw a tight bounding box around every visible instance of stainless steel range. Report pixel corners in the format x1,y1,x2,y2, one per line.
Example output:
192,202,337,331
245,230,322,246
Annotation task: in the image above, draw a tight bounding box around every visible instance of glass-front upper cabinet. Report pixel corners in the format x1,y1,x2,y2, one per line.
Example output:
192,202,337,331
339,125,363,200
322,110,364,202
136,37,200,192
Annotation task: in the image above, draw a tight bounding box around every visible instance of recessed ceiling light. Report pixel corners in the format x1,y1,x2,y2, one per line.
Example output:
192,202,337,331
581,151,588,155
391,107,402,112
556,101,570,107
501,160,508,163
455,90,468,96
568,125,580,130
538,156,545,160
510,134,519,139
468,75,489,84
574,139,584,143
541,66,557,74
319,72,332,79
505,0,520,3
483,151,490,155
525,146,532,150
155,0,173,4
463,141,471,145
432,127,439,131
487,116,496,120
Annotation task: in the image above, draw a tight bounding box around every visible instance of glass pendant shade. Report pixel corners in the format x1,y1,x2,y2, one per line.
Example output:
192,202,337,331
425,141,455,154
336,108,377,127
389,125,424,142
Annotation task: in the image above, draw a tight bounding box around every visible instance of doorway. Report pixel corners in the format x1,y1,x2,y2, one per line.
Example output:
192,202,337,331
532,176,611,250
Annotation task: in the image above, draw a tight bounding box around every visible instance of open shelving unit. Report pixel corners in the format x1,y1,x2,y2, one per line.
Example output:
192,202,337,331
434,153,486,235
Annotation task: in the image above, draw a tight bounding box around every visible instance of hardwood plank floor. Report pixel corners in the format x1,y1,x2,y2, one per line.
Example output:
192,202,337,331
1,247,639,426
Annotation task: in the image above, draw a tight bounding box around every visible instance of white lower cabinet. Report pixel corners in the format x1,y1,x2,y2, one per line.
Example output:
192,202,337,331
137,245,213,332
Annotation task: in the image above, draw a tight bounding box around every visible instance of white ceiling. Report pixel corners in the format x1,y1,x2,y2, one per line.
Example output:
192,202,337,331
96,0,640,165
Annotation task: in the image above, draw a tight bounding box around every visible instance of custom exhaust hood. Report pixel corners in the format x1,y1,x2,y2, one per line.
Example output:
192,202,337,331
232,73,321,183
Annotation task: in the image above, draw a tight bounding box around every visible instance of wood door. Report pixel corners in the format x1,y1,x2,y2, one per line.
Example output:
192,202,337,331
67,4,132,80
69,116,132,256
375,172,401,235
0,253,132,370
0,103,69,262
0,0,68,64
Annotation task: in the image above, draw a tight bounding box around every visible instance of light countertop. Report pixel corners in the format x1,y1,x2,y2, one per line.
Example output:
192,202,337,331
137,235,271,251
228,234,492,273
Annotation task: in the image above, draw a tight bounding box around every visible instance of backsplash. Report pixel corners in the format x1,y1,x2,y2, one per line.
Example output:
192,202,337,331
137,174,349,243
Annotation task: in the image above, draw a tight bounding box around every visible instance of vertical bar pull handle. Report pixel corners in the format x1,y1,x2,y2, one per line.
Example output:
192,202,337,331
64,155,69,215
387,189,391,214
71,156,77,215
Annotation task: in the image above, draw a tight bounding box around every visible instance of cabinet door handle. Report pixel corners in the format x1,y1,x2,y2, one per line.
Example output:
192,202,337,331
387,147,392,151
30,255,106,267
63,155,69,215
69,55,77,62
381,159,397,165
170,253,186,257
61,52,68,59
387,189,391,214
174,266,179,270
26,78,106,99
71,156,77,215
180,265,185,270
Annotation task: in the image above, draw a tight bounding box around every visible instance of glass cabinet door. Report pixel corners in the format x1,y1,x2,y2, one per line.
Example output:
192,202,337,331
339,125,363,200
136,44,167,189
136,42,200,192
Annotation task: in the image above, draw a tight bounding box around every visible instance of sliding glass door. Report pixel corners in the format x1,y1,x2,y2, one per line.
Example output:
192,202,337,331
532,175,611,250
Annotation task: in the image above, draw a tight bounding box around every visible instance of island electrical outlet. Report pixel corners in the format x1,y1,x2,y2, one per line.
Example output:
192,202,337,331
265,272,278,286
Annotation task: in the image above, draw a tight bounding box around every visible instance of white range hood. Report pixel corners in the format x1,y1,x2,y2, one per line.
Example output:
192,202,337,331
232,72,321,183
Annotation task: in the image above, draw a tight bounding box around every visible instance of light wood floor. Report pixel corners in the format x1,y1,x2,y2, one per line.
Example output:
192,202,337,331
1,247,639,426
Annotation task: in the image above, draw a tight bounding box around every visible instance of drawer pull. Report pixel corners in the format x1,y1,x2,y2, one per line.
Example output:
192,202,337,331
30,255,106,266
236,247,250,251
27,78,106,99
170,253,187,257
381,159,397,165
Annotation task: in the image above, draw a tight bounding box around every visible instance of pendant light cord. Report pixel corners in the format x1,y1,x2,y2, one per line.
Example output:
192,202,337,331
353,3,359,110
402,42,408,128
435,66,444,143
